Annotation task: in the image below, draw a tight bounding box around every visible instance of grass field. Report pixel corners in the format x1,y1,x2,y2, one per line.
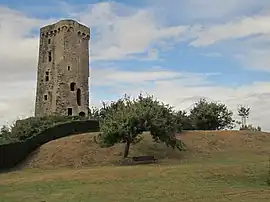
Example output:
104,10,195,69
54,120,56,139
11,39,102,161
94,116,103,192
0,130,270,202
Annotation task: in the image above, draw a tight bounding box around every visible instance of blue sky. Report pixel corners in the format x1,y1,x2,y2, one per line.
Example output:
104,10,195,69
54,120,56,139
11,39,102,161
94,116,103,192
0,0,270,131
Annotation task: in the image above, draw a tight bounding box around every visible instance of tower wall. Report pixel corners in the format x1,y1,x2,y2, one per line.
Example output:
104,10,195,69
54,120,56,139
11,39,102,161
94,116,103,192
35,19,90,117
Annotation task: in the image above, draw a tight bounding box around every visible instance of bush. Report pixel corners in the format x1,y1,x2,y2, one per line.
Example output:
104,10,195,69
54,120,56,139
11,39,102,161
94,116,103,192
240,124,262,132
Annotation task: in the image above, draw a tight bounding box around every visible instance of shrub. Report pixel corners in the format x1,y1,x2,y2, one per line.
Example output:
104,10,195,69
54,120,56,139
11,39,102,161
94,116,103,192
240,124,262,132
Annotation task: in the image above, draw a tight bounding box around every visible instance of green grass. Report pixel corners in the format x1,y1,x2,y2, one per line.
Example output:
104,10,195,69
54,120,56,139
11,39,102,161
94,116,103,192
0,163,269,202
0,131,270,201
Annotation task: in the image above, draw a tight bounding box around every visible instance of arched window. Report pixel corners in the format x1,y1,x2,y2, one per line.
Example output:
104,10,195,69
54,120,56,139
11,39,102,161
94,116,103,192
79,112,85,117
70,82,76,91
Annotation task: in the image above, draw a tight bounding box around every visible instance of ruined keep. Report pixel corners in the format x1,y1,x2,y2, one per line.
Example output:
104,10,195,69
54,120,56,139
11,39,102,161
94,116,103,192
34,19,90,117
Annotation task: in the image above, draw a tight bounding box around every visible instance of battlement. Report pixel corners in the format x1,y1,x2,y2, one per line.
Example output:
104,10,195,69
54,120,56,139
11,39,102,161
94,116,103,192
40,19,90,40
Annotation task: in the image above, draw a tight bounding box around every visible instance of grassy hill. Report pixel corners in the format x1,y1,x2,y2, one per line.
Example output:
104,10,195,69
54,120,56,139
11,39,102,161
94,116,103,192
1,130,270,202
20,130,270,169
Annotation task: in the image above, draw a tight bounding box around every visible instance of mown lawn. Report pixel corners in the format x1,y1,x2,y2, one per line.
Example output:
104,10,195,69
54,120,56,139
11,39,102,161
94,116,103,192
0,161,269,202
1,131,270,202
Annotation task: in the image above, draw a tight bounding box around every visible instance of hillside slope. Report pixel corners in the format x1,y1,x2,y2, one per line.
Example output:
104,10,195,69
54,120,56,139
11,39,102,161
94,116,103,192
21,130,270,169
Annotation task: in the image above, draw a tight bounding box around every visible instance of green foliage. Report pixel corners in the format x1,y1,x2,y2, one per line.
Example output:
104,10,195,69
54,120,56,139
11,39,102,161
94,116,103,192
0,125,18,144
257,126,262,132
89,107,102,120
240,124,262,131
0,125,11,139
237,105,250,128
174,110,194,131
9,115,87,141
96,94,186,158
189,98,234,130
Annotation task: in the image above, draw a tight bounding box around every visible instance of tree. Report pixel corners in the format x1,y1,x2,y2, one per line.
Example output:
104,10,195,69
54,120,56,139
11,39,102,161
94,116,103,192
0,125,12,142
189,98,234,130
174,110,194,131
88,106,101,119
237,105,250,128
96,94,185,158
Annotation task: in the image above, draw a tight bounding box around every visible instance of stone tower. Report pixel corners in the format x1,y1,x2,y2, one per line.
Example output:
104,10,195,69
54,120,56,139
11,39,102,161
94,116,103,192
34,19,90,117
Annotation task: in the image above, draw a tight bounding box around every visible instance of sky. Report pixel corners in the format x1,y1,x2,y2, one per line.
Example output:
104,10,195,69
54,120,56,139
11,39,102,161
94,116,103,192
0,0,270,131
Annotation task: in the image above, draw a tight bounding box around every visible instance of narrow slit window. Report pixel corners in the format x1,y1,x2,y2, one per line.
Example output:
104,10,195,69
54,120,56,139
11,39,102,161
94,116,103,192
44,95,48,100
48,51,52,62
45,71,49,81
67,66,71,71
48,38,51,44
68,108,72,116
76,88,81,106
70,82,76,91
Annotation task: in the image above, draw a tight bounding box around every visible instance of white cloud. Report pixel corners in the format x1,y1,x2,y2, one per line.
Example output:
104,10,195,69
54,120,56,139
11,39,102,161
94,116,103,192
91,67,210,86
92,68,270,131
190,13,270,47
187,11,270,71
0,7,52,126
0,7,55,81
235,50,270,72
0,80,36,127
73,2,193,60
0,2,270,133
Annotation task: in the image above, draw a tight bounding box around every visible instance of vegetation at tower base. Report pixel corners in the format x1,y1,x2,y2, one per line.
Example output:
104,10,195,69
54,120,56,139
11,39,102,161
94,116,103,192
95,94,186,158
0,117,99,170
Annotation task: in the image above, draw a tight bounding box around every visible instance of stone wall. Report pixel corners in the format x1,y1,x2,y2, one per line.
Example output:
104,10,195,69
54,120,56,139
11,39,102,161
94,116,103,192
35,19,90,117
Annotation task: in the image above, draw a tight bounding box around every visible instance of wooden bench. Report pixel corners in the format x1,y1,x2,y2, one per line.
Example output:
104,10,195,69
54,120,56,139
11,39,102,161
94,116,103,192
132,156,157,164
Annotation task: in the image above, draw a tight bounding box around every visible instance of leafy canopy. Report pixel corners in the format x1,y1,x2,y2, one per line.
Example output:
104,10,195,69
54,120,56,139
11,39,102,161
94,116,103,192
96,94,185,158
189,98,234,130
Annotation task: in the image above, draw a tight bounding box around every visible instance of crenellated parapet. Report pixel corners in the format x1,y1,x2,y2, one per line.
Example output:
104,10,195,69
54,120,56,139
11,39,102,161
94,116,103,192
40,19,90,40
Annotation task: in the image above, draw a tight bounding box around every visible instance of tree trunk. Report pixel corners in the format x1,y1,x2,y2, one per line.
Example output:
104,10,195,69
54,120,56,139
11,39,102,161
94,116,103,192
243,117,246,128
124,140,131,159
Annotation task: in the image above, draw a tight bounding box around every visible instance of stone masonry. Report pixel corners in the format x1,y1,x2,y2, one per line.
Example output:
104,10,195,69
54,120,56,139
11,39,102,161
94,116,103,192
34,19,90,117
